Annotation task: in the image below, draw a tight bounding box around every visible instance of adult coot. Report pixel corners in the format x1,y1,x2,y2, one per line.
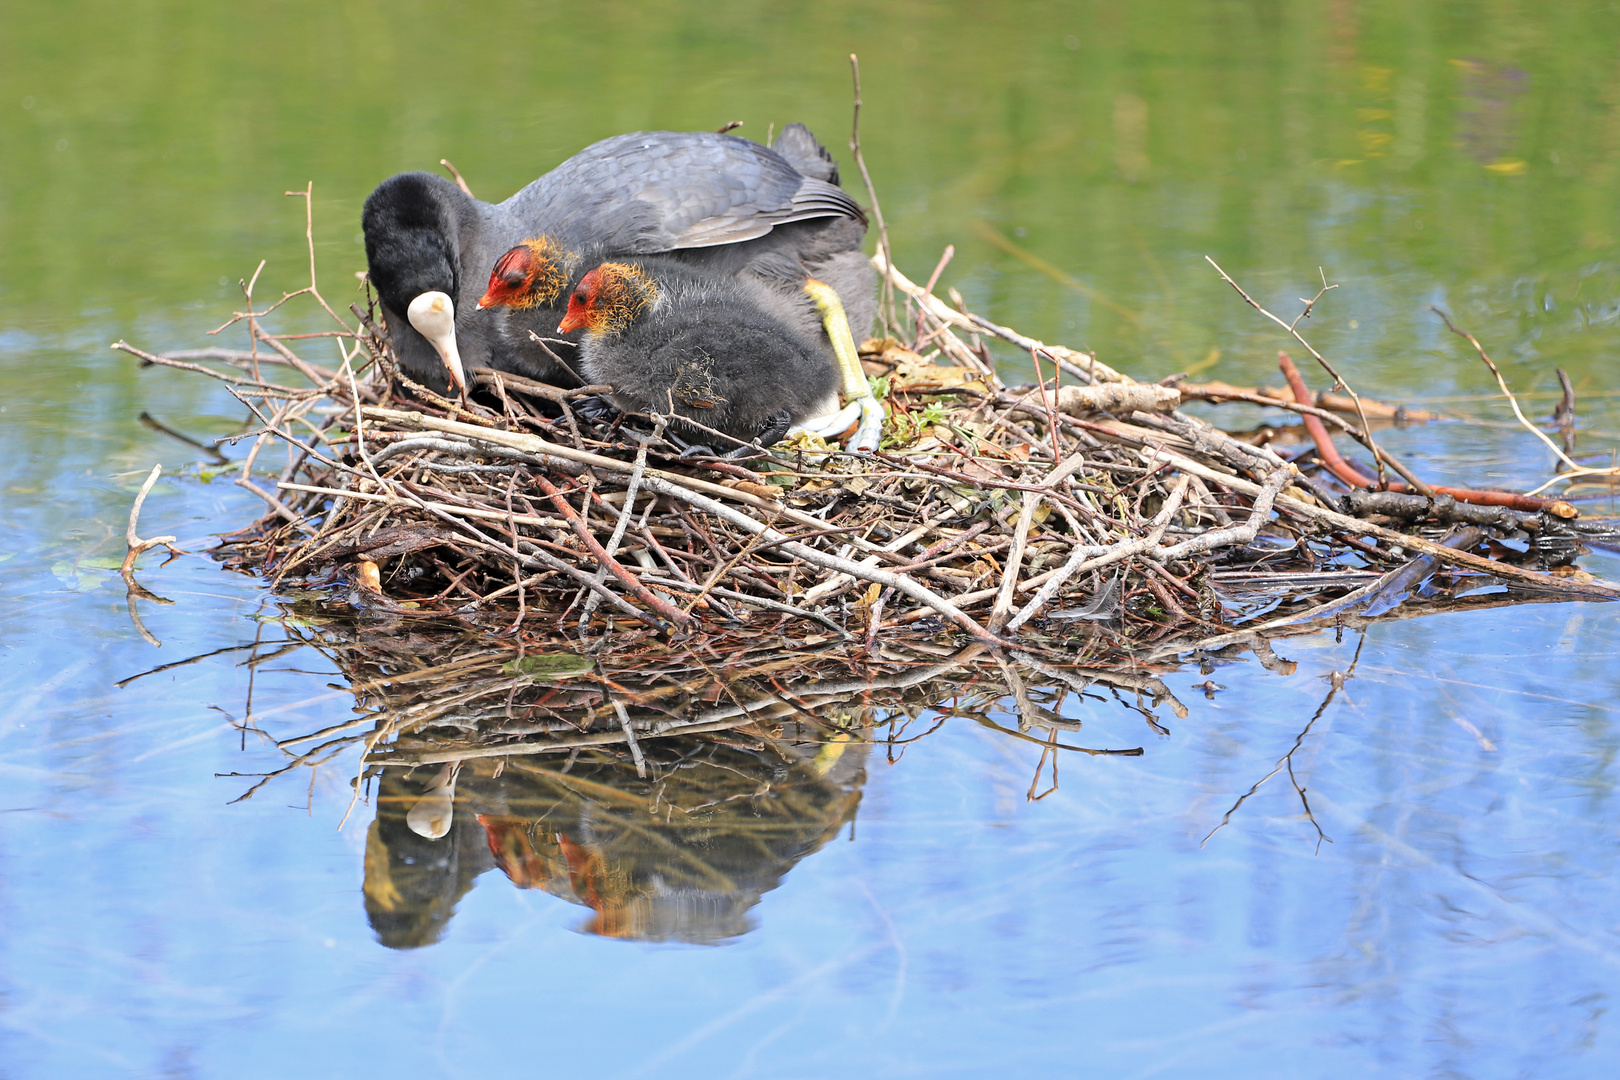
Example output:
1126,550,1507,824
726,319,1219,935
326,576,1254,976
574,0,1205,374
361,124,864,394
476,126,882,449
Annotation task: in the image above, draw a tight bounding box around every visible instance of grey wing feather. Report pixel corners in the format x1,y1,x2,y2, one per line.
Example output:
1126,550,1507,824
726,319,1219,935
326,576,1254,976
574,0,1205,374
671,178,863,248
788,178,864,220
500,131,863,254
670,216,777,247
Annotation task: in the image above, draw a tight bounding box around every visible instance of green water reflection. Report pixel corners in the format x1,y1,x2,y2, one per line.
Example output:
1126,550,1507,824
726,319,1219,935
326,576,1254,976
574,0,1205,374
7,0,1620,410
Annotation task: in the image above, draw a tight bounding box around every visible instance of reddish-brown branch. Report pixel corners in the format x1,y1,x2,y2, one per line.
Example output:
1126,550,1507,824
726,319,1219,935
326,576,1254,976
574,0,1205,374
531,474,696,627
1279,352,1573,517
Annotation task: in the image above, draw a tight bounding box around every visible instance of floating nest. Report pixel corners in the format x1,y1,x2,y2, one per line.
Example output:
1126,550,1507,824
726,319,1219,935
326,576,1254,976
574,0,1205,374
114,208,1620,780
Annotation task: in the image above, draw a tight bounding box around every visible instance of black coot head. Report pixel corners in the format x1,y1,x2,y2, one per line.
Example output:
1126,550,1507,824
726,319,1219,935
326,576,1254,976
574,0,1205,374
361,172,464,312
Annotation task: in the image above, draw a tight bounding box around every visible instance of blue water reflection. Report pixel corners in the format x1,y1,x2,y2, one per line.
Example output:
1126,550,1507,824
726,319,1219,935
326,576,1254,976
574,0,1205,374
2,451,1617,1075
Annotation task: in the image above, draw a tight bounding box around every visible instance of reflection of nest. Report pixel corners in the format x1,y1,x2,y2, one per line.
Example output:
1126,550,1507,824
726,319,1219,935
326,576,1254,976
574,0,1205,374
242,565,1596,805
229,624,1173,946
287,623,1161,774
175,567,1616,947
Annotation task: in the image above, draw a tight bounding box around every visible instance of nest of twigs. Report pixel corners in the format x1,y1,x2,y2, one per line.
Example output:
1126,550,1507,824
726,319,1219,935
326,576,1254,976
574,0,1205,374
114,221,1620,672
106,189,1620,864
204,345,1232,648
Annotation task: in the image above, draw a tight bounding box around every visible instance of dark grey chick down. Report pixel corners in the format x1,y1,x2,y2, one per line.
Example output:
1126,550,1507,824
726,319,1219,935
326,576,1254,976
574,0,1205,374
361,125,865,393
578,259,842,452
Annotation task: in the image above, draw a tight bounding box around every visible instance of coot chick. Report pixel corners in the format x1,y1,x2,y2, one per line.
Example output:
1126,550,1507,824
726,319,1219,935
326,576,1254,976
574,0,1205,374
557,258,842,454
478,209,881,447
361,126,864,394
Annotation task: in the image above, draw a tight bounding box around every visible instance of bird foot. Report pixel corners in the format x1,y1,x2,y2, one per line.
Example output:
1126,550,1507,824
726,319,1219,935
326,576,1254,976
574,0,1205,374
754,409,793,449
662,429,723,459
673,441,760,460
572,394,619,423
846,396,885,452
792,400,862,440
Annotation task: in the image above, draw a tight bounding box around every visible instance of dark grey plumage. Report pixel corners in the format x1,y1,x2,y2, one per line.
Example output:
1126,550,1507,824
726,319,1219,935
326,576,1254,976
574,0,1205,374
361,125,867,392
509,129,861,251
486,125,874,381
770,122,842,184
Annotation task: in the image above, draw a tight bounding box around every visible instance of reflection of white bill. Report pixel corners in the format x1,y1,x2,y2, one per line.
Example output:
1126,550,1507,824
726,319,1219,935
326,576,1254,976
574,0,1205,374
405,760,462,839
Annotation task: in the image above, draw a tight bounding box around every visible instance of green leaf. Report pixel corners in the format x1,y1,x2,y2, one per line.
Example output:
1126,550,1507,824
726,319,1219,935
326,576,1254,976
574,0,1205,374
501,652,595,679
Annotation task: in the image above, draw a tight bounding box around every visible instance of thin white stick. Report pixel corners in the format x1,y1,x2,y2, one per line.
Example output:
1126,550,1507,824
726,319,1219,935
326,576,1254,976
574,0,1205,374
1430,306,1580,472
1004,476,1189,631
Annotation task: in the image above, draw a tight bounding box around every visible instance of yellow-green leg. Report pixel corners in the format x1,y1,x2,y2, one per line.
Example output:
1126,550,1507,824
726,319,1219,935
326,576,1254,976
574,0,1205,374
803,278,883,451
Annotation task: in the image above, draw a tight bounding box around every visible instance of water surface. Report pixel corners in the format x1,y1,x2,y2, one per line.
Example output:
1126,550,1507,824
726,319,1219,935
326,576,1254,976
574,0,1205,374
3,2,1620,1077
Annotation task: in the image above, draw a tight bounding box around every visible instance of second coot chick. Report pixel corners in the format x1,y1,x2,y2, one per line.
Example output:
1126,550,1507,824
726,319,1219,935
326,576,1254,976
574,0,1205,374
557,257,842,454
